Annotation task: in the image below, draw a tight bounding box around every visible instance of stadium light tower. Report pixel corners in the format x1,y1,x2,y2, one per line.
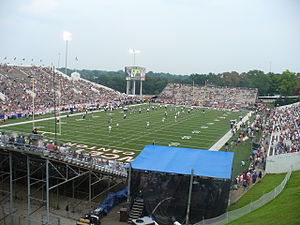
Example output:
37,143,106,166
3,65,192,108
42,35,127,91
57,52,61,68
63,31,72,75
129,48,141,66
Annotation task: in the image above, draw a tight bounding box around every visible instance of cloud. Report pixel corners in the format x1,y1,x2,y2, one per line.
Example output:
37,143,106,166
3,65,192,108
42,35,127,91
21,0,58,15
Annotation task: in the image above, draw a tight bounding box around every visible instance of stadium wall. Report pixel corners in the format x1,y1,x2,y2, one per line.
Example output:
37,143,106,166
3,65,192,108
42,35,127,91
265,152,300,173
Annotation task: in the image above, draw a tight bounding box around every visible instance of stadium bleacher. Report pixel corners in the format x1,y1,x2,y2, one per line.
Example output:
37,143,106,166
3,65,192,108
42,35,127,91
157,83,258,108
267,102,300,155
0,130,127,177
0,64,135,118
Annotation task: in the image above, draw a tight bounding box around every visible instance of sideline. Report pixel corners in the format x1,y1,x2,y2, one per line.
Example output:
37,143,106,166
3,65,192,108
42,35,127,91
0,110,103,128
209,111,253,151
0,103,146,129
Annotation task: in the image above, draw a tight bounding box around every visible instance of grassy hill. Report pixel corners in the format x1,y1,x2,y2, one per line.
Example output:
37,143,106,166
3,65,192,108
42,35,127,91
228,170,300,225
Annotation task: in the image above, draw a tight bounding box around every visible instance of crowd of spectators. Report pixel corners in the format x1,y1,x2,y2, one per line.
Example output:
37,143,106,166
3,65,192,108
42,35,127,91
0,64,138,118
266,102,300,155
0,130,127,177
231,109,269,191
157,83,258,109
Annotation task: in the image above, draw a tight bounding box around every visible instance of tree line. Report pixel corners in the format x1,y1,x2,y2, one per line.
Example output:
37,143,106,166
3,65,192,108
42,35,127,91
60,68,298,96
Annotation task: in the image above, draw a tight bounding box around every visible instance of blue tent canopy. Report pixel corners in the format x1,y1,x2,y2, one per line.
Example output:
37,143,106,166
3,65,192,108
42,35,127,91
131,145,234,179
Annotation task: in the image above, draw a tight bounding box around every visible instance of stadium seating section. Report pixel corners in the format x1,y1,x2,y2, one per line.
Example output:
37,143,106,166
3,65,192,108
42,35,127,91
0,64,132,116
157,83,258,108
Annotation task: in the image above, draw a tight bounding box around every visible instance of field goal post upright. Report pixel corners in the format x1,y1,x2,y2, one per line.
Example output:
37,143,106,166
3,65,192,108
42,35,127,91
52,66,63,136
125,66,146,97
30,77,36,130
57,83,62,135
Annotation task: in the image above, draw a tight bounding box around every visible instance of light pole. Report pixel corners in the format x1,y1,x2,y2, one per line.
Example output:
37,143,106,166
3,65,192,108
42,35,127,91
58,52,61,68
63,31,72,75
129,48,140,66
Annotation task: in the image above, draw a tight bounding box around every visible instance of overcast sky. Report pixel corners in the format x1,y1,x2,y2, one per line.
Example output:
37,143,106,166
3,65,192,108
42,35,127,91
0,0,299,75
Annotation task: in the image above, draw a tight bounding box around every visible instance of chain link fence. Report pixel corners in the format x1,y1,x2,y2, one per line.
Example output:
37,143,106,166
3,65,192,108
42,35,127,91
194,169,292,225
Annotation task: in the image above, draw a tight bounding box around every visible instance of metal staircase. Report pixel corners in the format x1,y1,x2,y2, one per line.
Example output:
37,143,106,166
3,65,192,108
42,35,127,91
128,198,144,223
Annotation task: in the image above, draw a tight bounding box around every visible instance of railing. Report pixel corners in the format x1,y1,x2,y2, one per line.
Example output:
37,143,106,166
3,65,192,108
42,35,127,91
0,130,127,177
194,169,292,225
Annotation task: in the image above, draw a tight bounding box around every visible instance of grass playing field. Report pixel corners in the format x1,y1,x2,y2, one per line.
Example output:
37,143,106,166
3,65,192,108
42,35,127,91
2,104,246,152
1,104,248,175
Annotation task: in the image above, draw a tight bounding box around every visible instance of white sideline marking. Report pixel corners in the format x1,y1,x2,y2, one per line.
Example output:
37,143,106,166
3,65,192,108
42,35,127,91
0,103,147,128
0,110,105,128
209,111,253,151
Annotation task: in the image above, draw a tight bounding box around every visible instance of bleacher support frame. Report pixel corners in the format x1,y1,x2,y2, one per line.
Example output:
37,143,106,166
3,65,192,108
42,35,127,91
0,146,126,225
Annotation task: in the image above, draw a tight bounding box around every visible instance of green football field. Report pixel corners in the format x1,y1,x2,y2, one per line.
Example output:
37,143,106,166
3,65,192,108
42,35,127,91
2,104,246,160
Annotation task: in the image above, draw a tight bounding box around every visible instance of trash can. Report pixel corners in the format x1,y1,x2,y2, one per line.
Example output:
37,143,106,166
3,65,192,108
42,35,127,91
119,207,128,222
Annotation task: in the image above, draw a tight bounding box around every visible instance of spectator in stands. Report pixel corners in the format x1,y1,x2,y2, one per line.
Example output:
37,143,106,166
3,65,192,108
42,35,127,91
0,132,9,146
156,83,258,109
265,102,300,155
0,65,140,118
32,128,38,134
46,140,57,151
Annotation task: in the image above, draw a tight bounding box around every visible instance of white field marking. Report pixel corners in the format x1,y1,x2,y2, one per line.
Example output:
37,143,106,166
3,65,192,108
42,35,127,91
5,104,244,152
111,109,205,148
56,109,232,144
34,106,202,152
0,109,105,128
41,131,61,136
169,142,180,147
209,111,253,151
58,109,217,151
0,103,148,129
192,130,200,134
181,136,191,140
57,122,67,124
38,109,230,145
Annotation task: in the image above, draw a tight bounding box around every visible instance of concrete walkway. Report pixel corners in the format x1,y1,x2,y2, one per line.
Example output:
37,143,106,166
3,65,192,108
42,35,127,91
209,111,253,151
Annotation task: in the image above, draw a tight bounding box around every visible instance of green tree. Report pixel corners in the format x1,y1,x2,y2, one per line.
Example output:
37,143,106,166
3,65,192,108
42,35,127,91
268,73,281,95
277,70,297,96
242,70,271,95
220,71,242,87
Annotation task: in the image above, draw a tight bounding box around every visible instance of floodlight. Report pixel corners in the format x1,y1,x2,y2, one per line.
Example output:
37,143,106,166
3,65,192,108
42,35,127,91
129,48,141,54
63,31,72,41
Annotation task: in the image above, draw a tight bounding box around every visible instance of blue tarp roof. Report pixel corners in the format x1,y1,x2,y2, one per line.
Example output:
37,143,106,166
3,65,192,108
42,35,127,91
131,145,234,179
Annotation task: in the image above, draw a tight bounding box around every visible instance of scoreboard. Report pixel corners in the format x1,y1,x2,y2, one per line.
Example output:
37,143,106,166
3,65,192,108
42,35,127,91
125,66,146,81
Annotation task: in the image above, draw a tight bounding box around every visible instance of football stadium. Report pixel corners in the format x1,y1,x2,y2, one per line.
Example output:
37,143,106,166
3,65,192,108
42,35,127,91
0,63,299,225
1,1,300,225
